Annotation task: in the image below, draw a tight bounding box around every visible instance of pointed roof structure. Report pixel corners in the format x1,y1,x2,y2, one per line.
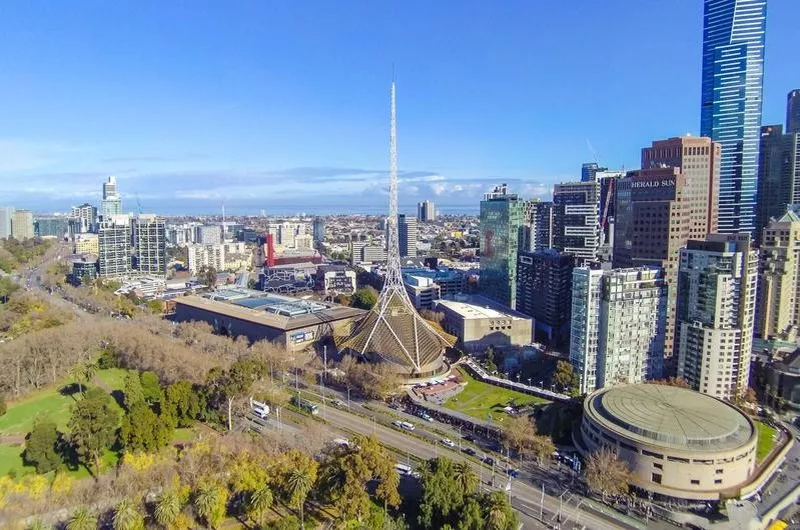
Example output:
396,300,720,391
339,81,453,376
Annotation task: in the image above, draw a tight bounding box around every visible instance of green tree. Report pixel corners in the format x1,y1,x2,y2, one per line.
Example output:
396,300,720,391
456,495,485,530
120,401,173,453
165,380,202,427
68,387,119,474
197,265,217,290
26,519,51,530
193,480,228,529
140,371,163,405
112,499,145,530
24,419,62,473
350,286,378,310
206,359,266,431
286,467,315,529
65,506,97,530
123,372,145,410
552,360,578,393
481,491,517,530
0,276,19,302
154,490,183,528
452,461,478,494
418,457,476,529
247,485,274,527
70,361,98,395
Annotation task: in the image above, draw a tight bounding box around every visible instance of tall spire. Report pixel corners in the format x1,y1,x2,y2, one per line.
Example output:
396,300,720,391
385,80,403,289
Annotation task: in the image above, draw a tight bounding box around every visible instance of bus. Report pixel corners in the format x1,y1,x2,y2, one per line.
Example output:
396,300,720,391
292,396,319,415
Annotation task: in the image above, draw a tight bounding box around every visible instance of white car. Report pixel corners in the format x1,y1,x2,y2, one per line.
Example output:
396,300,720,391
440,438,456,448
393,420,415,431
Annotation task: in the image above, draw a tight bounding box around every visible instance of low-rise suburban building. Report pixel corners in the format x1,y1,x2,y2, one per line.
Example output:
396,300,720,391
434,294,532,353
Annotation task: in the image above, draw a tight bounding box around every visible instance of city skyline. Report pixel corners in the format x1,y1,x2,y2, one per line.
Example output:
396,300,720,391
0,1,798,214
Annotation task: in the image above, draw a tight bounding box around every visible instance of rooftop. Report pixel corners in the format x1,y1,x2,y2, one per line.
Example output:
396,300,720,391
436,295,530,320
587,385,755,452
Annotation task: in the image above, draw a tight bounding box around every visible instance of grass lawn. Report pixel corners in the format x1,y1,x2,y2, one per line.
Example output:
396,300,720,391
755,421,778,463
0,383,76,434
0,444,30,477
172,428,196,443
95,367,131,393
443,367,549,425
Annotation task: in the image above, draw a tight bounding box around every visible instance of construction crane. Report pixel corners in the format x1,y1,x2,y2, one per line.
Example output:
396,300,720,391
599,177,614,248
135,193,143,215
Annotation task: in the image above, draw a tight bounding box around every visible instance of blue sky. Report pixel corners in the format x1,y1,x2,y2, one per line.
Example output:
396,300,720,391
0,1,797,215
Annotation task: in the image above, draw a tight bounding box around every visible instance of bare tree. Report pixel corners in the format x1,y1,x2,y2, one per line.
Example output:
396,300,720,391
585,447,630,502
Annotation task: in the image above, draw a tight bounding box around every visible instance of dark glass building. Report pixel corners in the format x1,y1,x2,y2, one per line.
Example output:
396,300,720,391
516,249,575,347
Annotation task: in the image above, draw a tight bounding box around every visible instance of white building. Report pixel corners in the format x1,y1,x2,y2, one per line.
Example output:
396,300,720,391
194,225,222,246
133,215,167,276
676,234,758,400
0,207,13,239
570,267,667,394
98,215,132,278
295,233,314,251
403,274,441,309
101,176,123,220
187,244,226,273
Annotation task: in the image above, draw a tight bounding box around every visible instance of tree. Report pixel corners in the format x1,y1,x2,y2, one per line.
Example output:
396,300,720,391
197,265,217,290
502,415,537,457
24,419,62,473
165,380,202,427
585,447,631,502
70,360,98,395
552,360,579,393
140,371,163,405
247,485,274,527
529,434,556,465
0,394,6,416
26,519,51,530
350,286,378,310
68,387,119,474
120,400,173,453
419,457,476,529
286,467,315,529
452,461,478,494
273,450,318,530
112,499,145,530
154,490,183,528
481,491,517,530
650,377,690,388
193,480,228,529
123,371,145,410
206,359,266,431
65,506,97,530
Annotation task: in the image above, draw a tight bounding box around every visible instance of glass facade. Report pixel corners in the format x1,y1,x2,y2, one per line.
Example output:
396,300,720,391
700,0,766,235
479,185,523,308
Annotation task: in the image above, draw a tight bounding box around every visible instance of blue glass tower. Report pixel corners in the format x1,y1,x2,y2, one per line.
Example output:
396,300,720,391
700,0,767,235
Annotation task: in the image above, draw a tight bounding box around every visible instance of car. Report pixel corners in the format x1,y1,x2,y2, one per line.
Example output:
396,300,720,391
392,420,415,431
506,468,520,478
418,411,434,422
483,456,495,466
462,447,477,456
440,438,456,448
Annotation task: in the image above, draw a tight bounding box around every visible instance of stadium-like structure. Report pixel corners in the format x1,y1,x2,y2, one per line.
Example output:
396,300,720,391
339,82,453,377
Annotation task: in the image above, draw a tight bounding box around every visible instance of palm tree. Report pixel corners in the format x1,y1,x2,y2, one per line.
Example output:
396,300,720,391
247,485,274,526
194,481,227,529
484,494,508,530
27,520,51,530
453,461,478,494
81,362,99,390
154,490,183,528
66,506,97,530
112,499,145,530
286,468,314,529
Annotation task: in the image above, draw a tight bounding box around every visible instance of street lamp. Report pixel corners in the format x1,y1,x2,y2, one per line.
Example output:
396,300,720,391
527,378,531,387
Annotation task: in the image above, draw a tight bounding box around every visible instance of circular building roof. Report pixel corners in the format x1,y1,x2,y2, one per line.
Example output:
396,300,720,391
586,385,755,452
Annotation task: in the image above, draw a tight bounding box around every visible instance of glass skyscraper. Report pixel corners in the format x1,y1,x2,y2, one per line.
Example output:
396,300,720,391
479,184,523,308
700,0,766,235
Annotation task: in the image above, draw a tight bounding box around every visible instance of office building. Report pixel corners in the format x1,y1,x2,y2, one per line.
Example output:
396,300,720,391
11,210,34,240
98,215,132,278
194,225,222,246
570,267,667,394
788,89,800,135
101,176,123,220
614,136,721,365
0,207,14,239
480,184,524,308
312,217,326,244
763,349,800,411
597,170,624,251
417,200,435,222
315,265,357,296
700,0,767,235
294,233,313,251
70,203,98,233
133,215,167,276
675,234,758,400
435,295,532,354
349,241,387,264
74,233,100,255
400,266,466,299
69,255,99,286
553,181,599,263
581,162,606,183
521,199,554,252
756,211,800,341
398,214,417,258
34,217,68,238
516,249,576,347
403,274,441,309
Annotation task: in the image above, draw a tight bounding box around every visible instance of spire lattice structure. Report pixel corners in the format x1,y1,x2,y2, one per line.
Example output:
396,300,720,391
339,81,453,376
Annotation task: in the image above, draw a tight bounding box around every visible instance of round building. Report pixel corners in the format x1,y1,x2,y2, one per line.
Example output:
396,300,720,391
576,384,758,501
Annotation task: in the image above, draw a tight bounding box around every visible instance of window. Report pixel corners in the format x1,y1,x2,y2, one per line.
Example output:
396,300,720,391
690,479,700,486
653,463,663,470
642,450,663,459
715,469,723,474
714,479,722,485
651,473,662,484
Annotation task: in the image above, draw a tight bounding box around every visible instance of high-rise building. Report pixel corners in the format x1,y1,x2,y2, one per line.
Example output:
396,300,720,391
101,176,123,220
614,136,721,366
312,217,326,244
552,181,599,264
187,244,226,273
69,203,98,233
34,217,68,238
11,210,34,240
675,234,757,400
194,225,222,246
480,184,524,308
756,211,800,341
570,267,667,394
516,249,575,347
98,215,132,278
581,162,607,183
787,89,800,135
398,214,418,258
521,199,554,252
700,0,767,235
597,170,625,250
0,207,14,239
74,233,99,255
417,200,436,222
133,215,167,276
755,125,800,241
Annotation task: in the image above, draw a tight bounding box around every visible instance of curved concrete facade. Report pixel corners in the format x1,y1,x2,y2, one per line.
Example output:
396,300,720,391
577,385,758,501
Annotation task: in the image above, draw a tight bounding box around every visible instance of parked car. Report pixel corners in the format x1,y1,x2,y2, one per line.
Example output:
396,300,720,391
462,447,477,456
392,420,415,431
506,468,520,478
483,456,495,466
440,438,456,448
